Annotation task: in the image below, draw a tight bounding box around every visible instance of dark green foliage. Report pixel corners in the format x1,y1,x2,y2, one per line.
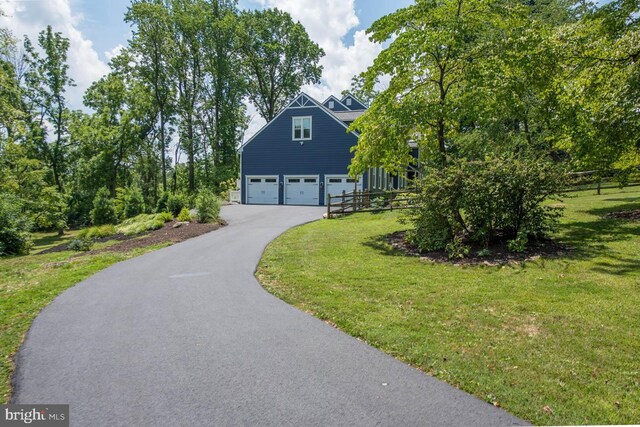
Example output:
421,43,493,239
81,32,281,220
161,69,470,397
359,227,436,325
0,194,33,256
90,187,117,226
155,191,169,213
195,188,220,223
167,193,188,217
122,185,145,219
405,155,567,257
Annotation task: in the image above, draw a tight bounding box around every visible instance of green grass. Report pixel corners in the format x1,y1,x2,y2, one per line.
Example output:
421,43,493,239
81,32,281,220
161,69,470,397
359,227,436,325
257,187,640,426
115,212,173,236
0,233,170,403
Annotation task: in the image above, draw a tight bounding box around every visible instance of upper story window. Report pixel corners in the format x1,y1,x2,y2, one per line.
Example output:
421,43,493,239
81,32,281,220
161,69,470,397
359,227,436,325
292,116,312,140
328,101,335,109
345,98,352,106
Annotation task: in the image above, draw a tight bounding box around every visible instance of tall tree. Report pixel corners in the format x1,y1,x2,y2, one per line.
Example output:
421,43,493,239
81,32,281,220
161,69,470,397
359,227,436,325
126,0,175,192
23,26,75,193
169,0,207,193
200,0,247,188
239,8,324,121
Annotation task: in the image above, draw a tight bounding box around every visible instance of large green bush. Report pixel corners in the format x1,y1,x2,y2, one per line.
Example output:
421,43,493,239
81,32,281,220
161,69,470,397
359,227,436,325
167,193,188,217
196,189,221,223
405,155,567,257
122,185,145,219
90,187,117,226
0,193,33,256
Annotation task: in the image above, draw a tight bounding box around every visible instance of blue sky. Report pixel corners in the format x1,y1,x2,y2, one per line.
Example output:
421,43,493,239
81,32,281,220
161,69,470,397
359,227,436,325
1,0,413,137
74,0,413,67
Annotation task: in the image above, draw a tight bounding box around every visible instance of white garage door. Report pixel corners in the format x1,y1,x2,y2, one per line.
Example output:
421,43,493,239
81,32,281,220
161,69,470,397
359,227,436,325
247,176,278,204
326,176,362,201
285,176,319,205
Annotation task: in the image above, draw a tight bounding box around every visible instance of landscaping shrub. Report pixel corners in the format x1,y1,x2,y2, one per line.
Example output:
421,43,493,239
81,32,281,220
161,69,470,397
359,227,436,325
67,237,93,252
90,187,117,226
167,193,188,217
115,212,173,236
196,189,221,223
0,193,33,256
405,155,567,257
155,191,169,213
177,207,192,222
78,224,116,240
122,185,145,219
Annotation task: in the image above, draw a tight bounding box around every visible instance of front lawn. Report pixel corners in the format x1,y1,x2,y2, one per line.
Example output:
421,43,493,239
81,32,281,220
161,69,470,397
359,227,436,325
257,187,640,426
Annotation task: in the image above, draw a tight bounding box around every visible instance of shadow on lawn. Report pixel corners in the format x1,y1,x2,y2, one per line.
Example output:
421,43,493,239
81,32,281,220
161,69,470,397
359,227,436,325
362,202,639,275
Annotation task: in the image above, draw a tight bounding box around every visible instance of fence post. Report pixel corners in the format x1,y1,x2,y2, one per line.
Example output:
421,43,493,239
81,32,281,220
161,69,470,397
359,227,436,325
342,190,347,213
352,190,356,213
327,193,331,219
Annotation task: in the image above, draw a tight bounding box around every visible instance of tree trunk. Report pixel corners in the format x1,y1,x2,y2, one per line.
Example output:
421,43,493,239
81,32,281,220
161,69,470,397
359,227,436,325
159,110,167,192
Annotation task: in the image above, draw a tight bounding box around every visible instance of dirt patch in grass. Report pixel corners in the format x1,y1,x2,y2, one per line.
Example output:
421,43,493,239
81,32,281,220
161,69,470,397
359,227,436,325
604,208,640,220
39,220,225,255
387,231,570,265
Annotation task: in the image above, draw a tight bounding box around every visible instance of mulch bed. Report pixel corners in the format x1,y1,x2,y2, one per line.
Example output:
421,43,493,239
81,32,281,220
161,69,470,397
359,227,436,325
387,231,570,266
604,209,640,221
39,220,225,255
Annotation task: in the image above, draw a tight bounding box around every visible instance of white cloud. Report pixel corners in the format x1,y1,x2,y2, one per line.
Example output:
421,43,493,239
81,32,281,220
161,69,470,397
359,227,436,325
0,0,109,110
243,0,382,141
104,43,124,62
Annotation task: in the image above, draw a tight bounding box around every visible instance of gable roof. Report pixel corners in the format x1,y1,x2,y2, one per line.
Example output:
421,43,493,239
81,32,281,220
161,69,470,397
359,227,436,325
240,92,358,151
340,92,368,110
322,95,349,110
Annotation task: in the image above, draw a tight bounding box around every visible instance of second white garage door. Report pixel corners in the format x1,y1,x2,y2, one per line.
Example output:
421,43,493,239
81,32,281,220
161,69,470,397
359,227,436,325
285,176,319,205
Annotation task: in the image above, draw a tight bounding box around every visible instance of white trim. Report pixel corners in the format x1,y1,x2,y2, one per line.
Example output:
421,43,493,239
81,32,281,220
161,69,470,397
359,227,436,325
292,116,312,141
245,175,279,205
284,174,320,206
239,91,358,151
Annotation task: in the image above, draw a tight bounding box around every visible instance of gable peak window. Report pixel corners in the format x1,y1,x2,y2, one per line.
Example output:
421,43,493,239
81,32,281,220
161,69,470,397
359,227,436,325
292,116,312,140
345,98,352,106
328,100,335,109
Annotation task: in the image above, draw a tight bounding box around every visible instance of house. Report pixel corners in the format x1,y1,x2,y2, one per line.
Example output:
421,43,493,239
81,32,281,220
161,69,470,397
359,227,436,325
239,92,411,205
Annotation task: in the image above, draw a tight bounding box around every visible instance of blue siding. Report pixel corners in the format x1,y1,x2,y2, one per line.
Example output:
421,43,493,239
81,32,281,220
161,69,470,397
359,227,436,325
241,105,360,205
323,98,350,112
341,95,367,111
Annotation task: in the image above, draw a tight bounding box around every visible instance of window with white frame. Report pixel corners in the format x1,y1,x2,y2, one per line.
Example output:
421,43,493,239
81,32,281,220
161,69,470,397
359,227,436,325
345,98,352,106
292,116,312,140
328,101,335,109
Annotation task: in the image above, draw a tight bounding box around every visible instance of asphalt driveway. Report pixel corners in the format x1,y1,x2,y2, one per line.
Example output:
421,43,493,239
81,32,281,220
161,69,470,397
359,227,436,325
13,204,527,426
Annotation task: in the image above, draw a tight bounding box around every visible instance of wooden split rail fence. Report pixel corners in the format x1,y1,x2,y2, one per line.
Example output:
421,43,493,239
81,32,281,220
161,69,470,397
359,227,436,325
326,189,419,219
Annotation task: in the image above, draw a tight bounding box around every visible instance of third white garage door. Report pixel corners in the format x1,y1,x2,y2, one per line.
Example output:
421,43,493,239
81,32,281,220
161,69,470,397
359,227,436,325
285,176,319,205
326,175,362,201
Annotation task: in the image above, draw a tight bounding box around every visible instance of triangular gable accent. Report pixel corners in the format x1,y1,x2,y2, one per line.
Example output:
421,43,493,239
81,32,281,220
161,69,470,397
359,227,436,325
240,92,358,151
340,92,368,110
322,95,348,110
291,94,315,108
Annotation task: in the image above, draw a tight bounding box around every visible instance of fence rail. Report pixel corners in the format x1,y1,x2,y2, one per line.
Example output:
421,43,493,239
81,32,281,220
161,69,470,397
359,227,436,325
326,189,419,218
325,169,640,219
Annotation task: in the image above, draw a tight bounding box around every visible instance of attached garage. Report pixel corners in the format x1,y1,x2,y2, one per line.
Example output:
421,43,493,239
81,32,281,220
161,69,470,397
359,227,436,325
246,176,279,205
325,175,362,200
285,176,319,205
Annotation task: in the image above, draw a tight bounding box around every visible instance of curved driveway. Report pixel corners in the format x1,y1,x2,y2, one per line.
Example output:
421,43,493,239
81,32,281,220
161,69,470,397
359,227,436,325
13,205,526,426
